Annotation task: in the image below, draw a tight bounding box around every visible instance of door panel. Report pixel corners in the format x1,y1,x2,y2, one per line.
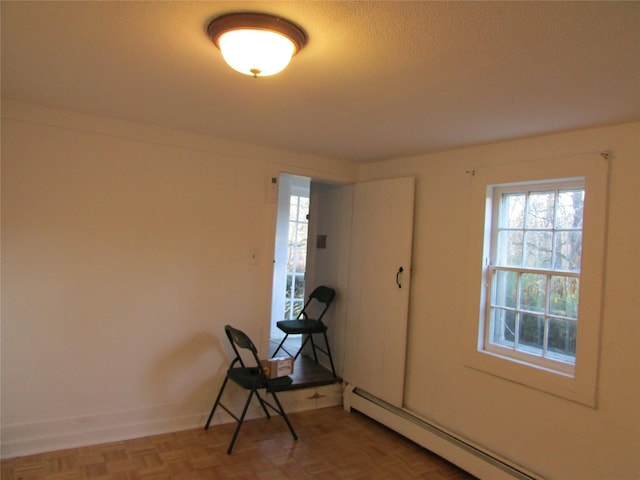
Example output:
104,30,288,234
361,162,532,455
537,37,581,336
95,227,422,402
343,177,415,407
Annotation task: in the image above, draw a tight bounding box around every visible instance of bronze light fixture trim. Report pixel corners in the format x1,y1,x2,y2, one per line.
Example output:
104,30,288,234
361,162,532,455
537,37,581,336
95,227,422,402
207,12,308,78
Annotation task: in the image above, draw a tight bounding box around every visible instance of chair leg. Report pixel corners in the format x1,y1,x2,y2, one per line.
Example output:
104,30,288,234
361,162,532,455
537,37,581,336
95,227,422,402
322,331,337,377
309,335,320,364
268,390,298,441
300,333,337,377
204,375,230,430
271,334,290,358
294,335,312,360
227,389,256,454
253,390,271,419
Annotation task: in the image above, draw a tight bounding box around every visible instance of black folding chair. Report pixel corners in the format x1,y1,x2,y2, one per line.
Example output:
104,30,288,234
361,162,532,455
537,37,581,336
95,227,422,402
271,285,337,377
204,325,297,454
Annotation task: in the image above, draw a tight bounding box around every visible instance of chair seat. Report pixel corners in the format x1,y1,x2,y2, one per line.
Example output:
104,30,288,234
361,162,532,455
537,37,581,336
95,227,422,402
228,367,293,390
276,319,327,334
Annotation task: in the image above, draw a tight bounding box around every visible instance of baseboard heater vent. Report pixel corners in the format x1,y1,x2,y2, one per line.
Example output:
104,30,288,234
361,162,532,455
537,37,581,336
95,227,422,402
350,387,540,480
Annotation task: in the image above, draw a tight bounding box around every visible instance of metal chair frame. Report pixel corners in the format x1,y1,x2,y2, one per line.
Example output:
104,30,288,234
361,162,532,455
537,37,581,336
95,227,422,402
272,285,336,377
204,325,297,454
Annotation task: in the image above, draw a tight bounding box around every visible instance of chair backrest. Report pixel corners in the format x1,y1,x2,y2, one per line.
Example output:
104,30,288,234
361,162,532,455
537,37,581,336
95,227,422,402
298,286,335,322
225,325,261,368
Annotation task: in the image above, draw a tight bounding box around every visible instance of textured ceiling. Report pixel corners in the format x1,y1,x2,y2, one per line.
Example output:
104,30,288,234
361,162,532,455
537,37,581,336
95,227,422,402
1,1,638,162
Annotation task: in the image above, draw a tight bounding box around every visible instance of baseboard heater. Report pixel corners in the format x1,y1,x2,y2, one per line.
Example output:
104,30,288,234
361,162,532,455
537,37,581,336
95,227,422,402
346,387,541,480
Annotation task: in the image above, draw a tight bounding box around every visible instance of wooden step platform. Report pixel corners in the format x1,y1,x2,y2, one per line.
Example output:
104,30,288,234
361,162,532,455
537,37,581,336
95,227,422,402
268,338,340,390
286,355,339,390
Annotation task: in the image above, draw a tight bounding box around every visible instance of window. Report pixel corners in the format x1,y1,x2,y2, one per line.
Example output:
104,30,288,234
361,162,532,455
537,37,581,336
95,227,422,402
270,173,310,343
284,193,309,320
464,153,609,406
484,182,584,375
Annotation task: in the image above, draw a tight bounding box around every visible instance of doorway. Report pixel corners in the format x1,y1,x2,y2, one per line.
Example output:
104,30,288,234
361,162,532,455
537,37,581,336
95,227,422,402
269,173,352,380
267,172,415,393
270,174,311,354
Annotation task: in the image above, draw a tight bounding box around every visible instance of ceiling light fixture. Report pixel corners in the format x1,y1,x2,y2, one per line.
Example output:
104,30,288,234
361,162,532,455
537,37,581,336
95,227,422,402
207,12,308,78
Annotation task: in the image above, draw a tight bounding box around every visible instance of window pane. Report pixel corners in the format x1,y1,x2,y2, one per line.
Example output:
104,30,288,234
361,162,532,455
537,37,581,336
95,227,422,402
554,231,582,271
292,300,303,319
497,231,523,266
524,231,553,268
526,192,554,229
519,273,546,312
556,190,584,229
548,318,577,358
289,197,299,221
285,276,293,298
492,269,518,308
294,250,306,273
294,275,305,299
298,197,310,222
549,276,579,318
518,313,544,354
500,193,525,228
296,224,308,247
286,248,294,272
288,222,297,243
490,308,515,345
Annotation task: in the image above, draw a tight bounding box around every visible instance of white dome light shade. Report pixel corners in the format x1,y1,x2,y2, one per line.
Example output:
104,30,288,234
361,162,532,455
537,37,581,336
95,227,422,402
207,12,307,78
218,29,296,77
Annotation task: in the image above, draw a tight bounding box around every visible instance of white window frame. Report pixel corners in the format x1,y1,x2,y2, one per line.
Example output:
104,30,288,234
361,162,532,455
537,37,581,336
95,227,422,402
483,181,584,376
464,153,609,407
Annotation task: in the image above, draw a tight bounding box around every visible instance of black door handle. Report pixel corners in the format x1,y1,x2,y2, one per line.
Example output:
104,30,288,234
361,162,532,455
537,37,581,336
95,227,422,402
396,266,404,288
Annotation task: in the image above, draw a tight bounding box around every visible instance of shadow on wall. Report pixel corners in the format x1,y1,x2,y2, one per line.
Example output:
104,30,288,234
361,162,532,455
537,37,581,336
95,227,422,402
147,331,227,418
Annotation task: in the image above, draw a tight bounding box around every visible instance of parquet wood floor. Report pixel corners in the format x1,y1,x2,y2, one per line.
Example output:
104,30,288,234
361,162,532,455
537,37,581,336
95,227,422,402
1,406,477,480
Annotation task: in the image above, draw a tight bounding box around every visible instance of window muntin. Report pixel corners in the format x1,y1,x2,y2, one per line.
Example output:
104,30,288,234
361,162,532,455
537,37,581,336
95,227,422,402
484,182,584,374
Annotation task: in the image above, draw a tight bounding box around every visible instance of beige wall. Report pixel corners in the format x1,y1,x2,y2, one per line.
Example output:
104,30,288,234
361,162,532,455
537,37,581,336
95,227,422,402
0,101,355,456
358,122,640,480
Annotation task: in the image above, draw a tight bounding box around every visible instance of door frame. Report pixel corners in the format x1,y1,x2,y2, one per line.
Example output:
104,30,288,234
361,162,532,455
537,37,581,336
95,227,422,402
260,162,356,354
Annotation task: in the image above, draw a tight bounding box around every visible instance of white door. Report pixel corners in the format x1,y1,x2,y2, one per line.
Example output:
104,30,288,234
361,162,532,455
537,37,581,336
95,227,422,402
343,177,415,407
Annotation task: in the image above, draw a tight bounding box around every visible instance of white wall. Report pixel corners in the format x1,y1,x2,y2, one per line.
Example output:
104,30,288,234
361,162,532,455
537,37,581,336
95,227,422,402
357,122,640,480
0,100,355,457
3,99,638,479
306,182,353,374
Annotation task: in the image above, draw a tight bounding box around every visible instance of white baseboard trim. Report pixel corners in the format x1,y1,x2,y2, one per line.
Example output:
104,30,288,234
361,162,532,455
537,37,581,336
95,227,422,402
1,383,343,459
345,386,542,480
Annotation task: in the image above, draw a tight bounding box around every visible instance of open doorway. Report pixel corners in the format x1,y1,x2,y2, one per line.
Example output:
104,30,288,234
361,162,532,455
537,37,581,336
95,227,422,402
269,174,311,354
269,173,351,386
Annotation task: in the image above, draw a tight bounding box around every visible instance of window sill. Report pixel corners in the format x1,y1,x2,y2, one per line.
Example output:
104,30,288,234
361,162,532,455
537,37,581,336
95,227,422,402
464,347,596,407
483,343,575,376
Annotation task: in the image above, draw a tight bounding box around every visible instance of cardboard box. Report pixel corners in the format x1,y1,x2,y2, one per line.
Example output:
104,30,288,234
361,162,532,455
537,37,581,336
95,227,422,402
261,357,294,379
